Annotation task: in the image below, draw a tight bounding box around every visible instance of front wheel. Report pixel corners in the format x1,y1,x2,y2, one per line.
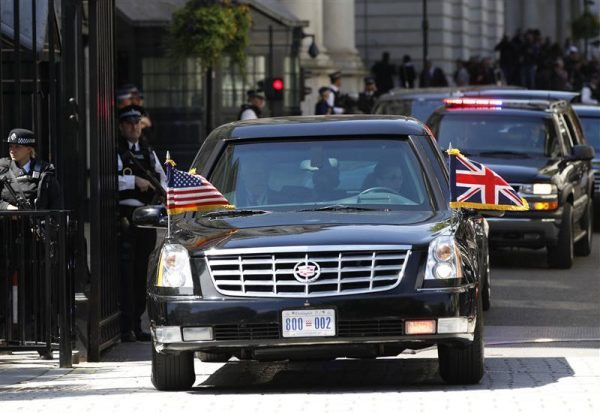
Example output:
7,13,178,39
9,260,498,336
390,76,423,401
151,345,195,391
547,203,573,269
574,200,593,257
437,296,484,385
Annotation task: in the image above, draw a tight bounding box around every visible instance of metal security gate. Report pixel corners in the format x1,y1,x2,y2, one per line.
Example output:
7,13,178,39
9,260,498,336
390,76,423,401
1,0,121,361
87,0,120,361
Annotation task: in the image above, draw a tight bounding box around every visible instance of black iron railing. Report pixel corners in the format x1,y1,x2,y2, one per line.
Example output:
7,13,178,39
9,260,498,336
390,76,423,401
0,210,74,368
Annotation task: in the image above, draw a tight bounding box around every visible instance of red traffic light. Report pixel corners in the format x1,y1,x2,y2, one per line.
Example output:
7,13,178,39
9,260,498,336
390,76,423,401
272,78,284,91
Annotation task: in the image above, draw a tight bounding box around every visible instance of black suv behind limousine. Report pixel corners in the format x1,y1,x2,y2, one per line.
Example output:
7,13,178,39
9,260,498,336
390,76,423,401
428,98,595,268
135,116,493,390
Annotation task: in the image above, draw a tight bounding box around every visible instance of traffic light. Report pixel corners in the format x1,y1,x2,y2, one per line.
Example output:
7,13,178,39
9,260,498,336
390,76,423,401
263,77,284,101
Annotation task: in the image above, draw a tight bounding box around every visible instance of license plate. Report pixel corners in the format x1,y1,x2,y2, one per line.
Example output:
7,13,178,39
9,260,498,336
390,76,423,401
282,309,336,338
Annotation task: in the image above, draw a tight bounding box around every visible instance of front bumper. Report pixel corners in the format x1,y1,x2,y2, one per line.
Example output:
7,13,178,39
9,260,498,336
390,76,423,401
149,286,478,354
486,207,563,248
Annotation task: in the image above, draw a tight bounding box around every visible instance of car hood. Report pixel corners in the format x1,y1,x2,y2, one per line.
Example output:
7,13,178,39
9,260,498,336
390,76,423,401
172,210,452,254
469,155,558,183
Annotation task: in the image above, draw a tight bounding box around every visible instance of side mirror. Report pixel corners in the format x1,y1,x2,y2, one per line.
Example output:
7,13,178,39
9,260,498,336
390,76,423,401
568,144,595,161
132,205,168,228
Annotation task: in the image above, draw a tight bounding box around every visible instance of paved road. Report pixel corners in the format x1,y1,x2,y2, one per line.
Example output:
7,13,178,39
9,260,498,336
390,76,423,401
1,235,599,412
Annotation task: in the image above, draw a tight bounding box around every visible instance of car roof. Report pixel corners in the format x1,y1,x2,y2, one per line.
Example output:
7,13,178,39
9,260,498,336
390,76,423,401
376,85,524,102
214,115,431,140
573,104,600,117
461,89,580,101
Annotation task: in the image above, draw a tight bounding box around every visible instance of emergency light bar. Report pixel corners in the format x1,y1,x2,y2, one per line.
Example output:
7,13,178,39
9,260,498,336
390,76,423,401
443,98,503,107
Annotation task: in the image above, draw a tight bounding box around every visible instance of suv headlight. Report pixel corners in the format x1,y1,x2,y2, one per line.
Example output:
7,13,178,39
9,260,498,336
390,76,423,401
425,235,463,280
156,244,194,293
520,183,557,195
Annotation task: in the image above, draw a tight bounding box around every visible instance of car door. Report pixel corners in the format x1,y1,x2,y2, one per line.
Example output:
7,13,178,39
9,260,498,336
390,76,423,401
558,113,588,221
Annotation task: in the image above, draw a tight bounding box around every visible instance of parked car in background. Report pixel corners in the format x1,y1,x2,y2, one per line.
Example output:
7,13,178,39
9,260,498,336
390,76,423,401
372,86,525,121
135,116,493,390
427,98,595,269
573,104,600,228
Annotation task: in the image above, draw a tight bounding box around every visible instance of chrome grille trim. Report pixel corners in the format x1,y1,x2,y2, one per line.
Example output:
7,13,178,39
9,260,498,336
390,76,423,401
594,170,600,192
204,245,412,298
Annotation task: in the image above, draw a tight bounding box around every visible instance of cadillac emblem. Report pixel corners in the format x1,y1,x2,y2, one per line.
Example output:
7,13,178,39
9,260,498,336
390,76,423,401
293,261,321,283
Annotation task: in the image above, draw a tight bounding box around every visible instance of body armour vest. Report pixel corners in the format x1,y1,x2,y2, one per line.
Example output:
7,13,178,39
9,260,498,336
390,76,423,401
117,139,161,205
0,158,51,209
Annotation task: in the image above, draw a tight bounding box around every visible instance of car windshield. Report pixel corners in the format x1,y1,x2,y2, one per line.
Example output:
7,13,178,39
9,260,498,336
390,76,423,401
374,99,444,122
432,114,560,158
207,137,433,211
578,116,600,152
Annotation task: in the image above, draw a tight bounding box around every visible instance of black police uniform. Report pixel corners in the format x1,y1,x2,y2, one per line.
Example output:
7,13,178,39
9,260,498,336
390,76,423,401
117,105,166,342
0,129,61,347
0,129,61,210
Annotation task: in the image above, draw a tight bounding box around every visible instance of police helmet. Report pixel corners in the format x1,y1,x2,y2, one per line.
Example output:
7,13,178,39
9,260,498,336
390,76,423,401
6,129,36,146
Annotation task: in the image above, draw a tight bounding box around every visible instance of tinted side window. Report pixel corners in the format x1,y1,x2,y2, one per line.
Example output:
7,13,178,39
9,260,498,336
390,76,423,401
563,110,585,145
557,116,574,154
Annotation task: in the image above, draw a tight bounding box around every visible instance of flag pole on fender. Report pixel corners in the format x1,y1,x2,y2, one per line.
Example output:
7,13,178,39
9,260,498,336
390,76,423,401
165,151,173,239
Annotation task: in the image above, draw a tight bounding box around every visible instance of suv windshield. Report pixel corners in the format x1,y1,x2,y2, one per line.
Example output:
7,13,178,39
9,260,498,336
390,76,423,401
431,114,560,158
207,137,432,211
375,99,444,122
578,117,600,152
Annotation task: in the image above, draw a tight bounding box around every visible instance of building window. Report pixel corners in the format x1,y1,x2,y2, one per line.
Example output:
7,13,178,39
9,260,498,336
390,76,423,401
221,55,266,108
141,57,204,109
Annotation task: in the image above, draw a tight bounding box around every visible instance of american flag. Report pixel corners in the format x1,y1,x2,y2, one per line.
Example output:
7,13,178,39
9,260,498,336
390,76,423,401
166,162,234,215
448,149,529,211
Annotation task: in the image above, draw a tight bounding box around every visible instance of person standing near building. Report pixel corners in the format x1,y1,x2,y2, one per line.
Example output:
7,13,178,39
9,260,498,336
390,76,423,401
116,105,167,342
315,87,333,115
357,77,379,114
371,52,395,94
327,71,346,114
419,60,449,87
0,129,61,210
398,55,416,89
581,72,600,104
238,90,265,120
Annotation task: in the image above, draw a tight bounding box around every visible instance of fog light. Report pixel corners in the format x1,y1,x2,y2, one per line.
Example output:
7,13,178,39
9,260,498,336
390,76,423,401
405,320,436,335
532,201,558,210
154,326,182,343
437,317,469,333
182,327,214,341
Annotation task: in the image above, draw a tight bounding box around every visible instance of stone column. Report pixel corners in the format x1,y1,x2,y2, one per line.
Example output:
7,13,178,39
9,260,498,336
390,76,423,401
322,0,366,93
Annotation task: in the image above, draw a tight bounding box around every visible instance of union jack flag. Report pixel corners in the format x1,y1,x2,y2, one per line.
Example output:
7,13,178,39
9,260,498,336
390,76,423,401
165,160,234,215
448,149,529,211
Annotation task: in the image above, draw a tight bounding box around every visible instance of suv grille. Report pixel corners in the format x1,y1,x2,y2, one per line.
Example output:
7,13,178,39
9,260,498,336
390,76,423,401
594,170,600,193
205,245,411,298
211,319,405,340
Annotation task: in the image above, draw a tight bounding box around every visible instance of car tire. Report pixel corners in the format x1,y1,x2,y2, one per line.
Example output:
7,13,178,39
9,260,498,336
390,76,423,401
437,294,484,385
151,345,195,391
574,201,593,257
547,203,574,269
481,252,491,311
196,351,231,363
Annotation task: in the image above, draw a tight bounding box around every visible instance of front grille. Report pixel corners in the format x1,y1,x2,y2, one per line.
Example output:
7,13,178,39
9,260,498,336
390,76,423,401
213,323,280,340
205,245,411,298
211,320,405,341
594,170,600,193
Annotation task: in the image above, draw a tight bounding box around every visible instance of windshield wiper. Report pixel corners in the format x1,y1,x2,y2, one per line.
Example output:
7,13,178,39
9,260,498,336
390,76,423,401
199,209,269,219
477,150,531,158
298,205,380,212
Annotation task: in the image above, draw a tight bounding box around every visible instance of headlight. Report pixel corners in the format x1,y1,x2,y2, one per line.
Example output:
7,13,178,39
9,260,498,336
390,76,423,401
425,235,463,280
520,183,556,195
157,244,194,292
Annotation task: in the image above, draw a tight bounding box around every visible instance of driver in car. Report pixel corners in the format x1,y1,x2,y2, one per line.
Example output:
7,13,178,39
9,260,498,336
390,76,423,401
363,161,404,194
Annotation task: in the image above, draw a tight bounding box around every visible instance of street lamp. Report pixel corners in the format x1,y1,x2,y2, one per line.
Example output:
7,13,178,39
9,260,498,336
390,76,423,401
302,32,319,59
422,0,429,73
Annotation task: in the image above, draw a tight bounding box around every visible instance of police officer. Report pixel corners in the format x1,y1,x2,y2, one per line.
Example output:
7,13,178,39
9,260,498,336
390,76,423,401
327,71,345,114
117,105,166,342
238,90,265,120
0,129,61,210
357,77,380,114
